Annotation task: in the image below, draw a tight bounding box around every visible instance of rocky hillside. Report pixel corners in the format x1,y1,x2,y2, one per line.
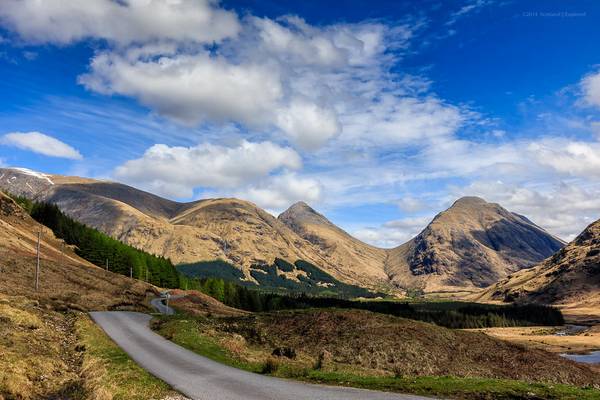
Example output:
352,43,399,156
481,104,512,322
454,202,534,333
476,218,600,319
278,202,389,288
0,168,566,293
386,197,565,293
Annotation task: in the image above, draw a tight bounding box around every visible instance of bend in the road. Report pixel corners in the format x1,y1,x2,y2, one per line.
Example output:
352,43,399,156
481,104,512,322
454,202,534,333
91,311,434,400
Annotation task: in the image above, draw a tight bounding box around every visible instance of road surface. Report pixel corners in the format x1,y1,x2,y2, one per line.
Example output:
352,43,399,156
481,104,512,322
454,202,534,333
150,296,176,315
91,311,434,400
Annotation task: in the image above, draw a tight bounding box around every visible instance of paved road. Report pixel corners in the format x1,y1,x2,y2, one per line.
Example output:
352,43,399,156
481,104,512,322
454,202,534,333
150,296,176,315
91,311,433,400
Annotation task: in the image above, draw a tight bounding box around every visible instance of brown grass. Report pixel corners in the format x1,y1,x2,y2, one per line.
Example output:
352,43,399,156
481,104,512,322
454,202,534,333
0,294,82,399
470,325,600,355
168,290,247,317
190,309,600,387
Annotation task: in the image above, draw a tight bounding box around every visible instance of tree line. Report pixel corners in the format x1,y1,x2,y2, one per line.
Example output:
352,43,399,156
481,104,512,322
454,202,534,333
18,197,564,329
30,202,180,288
182,276,564,328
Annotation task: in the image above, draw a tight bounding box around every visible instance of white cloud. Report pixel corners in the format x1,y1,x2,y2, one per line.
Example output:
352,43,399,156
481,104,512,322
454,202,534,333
79,51,284,127
340,96,467,146
275,100,340,150
397,196,426,212
1,1,465,151
254,17,348,67
0,0,240,45
114,140,301,198
353,215,432,248
233,172,323,211
581,69,600,109
529,139,600,178
1,131,83,160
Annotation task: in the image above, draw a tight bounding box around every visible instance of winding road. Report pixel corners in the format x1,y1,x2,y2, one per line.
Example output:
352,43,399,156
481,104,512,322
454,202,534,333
91,311,433,400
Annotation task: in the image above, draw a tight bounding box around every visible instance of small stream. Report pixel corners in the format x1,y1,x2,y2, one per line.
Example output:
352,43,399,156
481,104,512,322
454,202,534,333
561,351,600,364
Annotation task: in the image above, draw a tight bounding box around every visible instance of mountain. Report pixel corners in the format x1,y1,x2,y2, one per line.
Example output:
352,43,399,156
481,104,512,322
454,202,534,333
385,197,565,293
476,218,600,319
278,201,389,288
0,167,565,294
0,168,370,288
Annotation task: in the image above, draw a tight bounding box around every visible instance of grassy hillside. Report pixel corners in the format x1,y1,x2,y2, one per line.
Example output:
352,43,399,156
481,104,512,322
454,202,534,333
154,309,600,400
178,258,378,298
27,201,180,288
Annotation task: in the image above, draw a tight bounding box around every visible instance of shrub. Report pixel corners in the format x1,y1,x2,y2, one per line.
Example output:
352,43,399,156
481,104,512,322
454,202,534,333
261,357,280,374
271,347,296,359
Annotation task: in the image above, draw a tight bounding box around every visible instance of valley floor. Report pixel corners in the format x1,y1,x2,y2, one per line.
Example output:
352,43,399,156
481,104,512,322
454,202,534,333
152,306,600,400
471,325,600,358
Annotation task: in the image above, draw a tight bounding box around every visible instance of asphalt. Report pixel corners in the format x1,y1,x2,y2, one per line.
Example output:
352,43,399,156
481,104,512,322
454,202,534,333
90,311,434,400
150,296,176,315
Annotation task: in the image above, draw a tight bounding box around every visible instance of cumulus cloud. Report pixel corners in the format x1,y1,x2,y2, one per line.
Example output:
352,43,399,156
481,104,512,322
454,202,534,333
79,51,283,127
353,215,433,248
275,100,340,150
1,131,83,160
1,1,466,151
114,140,301,198
75,16,431,149
581,69,600,109
530,139,600,178
0,0,239,45
233,172,323,211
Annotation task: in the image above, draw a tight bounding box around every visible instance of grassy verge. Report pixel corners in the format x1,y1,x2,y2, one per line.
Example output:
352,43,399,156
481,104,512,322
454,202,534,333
302,372,600,400
76,315,174,400
154,315,600,400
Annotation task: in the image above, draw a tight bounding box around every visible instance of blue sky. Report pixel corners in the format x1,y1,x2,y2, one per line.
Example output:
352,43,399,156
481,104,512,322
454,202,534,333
1,0,600,246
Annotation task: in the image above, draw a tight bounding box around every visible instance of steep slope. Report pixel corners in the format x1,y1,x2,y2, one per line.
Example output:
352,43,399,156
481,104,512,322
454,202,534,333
0,168,363,287
1,167,566,294
278,202,389,287
0,191,157,310
386,197,565,293
476,218,600,318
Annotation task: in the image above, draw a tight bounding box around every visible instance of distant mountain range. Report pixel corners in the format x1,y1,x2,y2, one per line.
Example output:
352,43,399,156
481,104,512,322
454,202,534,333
0,167,566,294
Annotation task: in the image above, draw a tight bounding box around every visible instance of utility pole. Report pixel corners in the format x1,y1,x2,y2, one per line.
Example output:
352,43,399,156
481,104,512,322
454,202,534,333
35,231,41,291
60,242,65,268
105,258,109,272
130,266,133,279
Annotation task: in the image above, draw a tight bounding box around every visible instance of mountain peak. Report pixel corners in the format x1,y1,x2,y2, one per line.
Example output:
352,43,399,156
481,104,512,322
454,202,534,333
278,201,326,225
288,200,314,211
451,196,490,207
386,194,565,290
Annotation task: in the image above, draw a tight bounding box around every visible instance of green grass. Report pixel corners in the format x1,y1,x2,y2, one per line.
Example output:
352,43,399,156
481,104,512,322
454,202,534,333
153,315,600,400
302,372,600,400
77,316,174,400
153,317,263,373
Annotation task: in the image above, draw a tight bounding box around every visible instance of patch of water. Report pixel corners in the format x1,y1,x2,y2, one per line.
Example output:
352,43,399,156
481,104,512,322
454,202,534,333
561,351,600,364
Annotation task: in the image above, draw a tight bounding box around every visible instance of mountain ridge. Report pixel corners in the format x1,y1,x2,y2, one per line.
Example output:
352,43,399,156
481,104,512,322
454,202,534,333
0,167,565,293
385,195,565,292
